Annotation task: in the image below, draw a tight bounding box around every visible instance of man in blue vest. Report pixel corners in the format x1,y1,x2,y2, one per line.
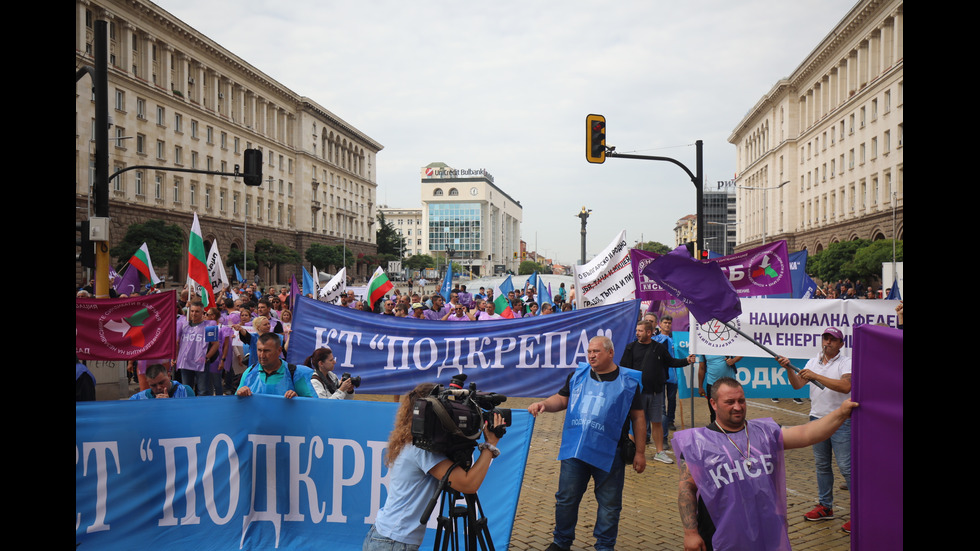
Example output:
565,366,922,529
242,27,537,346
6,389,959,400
528,336,646,551
236,333,314,398
130,363,194,400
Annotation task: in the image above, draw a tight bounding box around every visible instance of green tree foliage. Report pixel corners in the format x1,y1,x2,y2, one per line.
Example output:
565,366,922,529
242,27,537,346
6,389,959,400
375,214,403,256
807,239,903,283
519,260,549,275
254,239,301,272
305,243,354,271
847,240,903,282
111,219,184,270
404,254,436,271
225,247,258,272
638,241,672,255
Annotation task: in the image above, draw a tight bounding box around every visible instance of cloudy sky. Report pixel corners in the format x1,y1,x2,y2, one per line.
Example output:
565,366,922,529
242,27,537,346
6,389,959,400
157,0,856,264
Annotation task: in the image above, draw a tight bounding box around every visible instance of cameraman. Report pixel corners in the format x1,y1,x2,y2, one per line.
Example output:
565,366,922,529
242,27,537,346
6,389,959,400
305,347,354,400
364,383,504,550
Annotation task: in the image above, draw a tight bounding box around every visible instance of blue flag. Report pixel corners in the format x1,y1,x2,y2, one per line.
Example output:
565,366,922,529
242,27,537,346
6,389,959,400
440,263,454,301
302,266,314,297
539,278,553,306
887,279,902,300
234,264,243,282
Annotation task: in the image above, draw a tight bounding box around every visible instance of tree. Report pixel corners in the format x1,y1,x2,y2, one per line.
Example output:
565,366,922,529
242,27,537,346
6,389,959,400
305,243,353,271
225,247,258,273
519,260,549,275
846,240,903,283
111,219,184,271
253,239,301,273
638,241,672,255
806,239,870,282
375,213,403,256
404,254,436,271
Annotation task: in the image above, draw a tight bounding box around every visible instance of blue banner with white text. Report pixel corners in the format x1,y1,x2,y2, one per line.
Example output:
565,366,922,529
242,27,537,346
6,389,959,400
288,297,642,397
76,396,534,550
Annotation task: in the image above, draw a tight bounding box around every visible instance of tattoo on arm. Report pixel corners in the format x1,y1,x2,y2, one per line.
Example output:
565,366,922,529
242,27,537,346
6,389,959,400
678,459,699,530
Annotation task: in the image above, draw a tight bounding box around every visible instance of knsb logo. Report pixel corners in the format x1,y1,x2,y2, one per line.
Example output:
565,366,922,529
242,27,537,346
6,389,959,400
695,318,742,349
746,251,786,289
98,301,166,356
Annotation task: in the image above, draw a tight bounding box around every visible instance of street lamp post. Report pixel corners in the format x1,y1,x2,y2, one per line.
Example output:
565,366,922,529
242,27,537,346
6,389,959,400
577,206,591,265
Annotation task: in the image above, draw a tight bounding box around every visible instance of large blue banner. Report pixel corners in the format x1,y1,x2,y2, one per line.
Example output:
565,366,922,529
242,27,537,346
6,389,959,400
288,297,642,397
76,396,534,550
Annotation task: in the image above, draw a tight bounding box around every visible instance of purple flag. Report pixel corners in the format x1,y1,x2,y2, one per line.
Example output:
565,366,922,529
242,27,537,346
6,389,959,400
290,274,300,311
640,254,741,324
113,265,142,296
631,249,672,301
852,324,903,549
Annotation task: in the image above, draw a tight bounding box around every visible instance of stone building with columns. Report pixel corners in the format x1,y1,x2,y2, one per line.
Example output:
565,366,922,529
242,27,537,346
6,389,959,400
75,0,382,286
729,0,903,254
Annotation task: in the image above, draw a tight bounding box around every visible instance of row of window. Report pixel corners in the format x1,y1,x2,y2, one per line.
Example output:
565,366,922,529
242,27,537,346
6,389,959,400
801,125,902,192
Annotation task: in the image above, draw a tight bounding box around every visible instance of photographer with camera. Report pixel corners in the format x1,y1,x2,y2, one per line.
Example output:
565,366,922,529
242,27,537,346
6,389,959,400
305,347,355,400
364,383,505,551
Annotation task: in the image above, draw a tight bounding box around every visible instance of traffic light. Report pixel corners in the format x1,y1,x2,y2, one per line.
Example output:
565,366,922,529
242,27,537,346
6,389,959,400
243,149,263,186
700,249,709,260
77,220,94,268
586,114,606,164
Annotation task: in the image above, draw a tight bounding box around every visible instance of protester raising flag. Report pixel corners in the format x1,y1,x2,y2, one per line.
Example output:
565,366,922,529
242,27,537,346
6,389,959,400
493,275,516,319
302,266,315,298
367,266,394,311
127,242,162,285
187,212,215,308
234,264,243,283
539,280,553,307
113,265,141,296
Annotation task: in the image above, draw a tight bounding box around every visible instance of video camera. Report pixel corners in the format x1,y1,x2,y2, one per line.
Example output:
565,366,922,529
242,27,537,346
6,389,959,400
411,374,511,468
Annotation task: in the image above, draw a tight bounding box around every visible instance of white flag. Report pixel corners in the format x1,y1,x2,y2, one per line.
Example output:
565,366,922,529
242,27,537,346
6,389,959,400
319,267,346,303
206,239,230,297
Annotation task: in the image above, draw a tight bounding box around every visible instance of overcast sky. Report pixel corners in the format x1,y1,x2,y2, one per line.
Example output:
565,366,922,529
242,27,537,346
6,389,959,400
157,0,856,264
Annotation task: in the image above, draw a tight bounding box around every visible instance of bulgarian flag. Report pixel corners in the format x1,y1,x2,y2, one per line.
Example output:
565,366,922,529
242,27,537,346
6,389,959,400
493,275,515,319
187,212,215,308
129,242,162,284
367,266,393,311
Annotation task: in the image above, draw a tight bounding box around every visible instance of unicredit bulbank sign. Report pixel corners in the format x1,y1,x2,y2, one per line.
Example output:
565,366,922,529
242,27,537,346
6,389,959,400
421,166,494,183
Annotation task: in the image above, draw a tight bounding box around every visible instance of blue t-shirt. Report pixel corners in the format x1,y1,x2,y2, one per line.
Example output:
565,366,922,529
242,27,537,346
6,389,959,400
373,445,445,545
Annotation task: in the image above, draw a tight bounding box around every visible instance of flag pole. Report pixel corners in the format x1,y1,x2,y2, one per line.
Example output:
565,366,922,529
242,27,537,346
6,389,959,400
721,321,825,390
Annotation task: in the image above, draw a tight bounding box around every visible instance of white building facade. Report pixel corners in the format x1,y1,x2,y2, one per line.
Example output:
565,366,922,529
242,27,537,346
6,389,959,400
76,0,382,283
729,0,903,253
420,163,522,276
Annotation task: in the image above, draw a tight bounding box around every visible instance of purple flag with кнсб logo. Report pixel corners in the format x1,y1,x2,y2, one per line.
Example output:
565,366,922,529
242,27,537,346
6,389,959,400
640,254,741,324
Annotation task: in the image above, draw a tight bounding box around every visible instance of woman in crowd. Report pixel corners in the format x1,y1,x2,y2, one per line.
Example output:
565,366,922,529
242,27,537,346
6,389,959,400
363,383,504,550
305,347,353,399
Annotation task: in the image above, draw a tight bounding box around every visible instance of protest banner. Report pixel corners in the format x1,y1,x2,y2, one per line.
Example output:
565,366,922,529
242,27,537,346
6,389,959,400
574,230,635,309
689,298,901,358
287,297,641,397
76,291,176,360
76,397,534,550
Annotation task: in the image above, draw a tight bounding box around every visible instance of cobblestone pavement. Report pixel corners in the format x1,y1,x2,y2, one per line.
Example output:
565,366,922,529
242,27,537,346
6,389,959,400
506,396,852,551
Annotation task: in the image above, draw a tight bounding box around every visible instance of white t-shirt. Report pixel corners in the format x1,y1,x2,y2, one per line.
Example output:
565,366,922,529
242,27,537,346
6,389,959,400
805,352,852,419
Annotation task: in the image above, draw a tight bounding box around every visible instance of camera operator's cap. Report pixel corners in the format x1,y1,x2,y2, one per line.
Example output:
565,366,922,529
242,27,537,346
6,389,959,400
822,327,844,340
411,302,424,310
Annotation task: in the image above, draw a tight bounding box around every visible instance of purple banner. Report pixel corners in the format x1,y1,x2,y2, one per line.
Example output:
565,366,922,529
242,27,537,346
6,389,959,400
631,241,792,301
852,324,903,549
75,291,176,360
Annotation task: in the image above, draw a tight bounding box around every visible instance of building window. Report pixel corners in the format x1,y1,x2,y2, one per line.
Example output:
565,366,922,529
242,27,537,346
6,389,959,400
871,99,878,121
135,171,144,196
191,151,199,169
175,146,183,165
156,140,166,160
136,98,146,120
884,90,891,113
207,126,214,144
859,107,865,128
233,192,239,215
114,126,126,148
174,113,183,133
205,186,212,209
220,189,226,212
155,175,163,200
859,143,865,164
871,137,877,159
207,156,213,171
220,132,227,149
173,181,182,204
136,134,146,155
234,137,240,154
433,188,444,196
156,106,166,126
190,183,197,206
884,130,891,154
449,188,459,196
114,89,125,111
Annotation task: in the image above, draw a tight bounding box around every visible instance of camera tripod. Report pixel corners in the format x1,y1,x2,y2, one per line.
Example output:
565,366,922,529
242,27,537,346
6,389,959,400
422,462,495,551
